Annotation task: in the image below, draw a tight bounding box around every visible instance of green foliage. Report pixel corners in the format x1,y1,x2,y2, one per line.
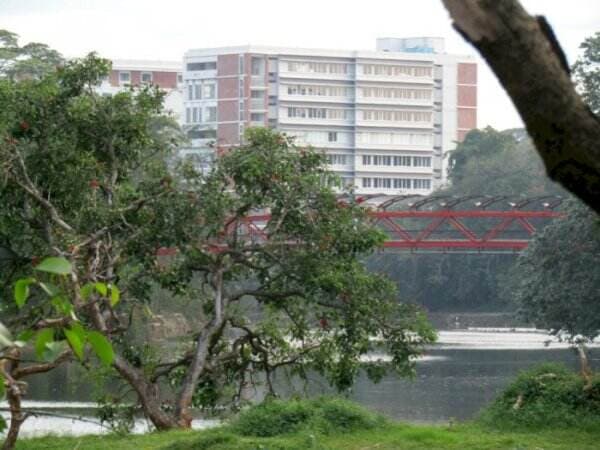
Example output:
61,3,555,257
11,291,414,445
573,32,600,115
0,29,63,80
34,257,72,275
369,127,565,313
87,331,115,366
0,44,432,431
96,395,137,435
8,257,115,365
232,397,385,437
508,200,600,340
446,127,561,196
479,363,600,429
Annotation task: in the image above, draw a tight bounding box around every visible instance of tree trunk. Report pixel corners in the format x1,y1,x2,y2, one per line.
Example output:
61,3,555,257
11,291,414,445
112,355,179,430
174,270,225,427
577,343,593,390
1,350,25,450
442,0,600,214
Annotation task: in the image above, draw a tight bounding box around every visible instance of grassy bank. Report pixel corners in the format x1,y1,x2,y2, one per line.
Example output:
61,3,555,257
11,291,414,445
13,388,600,450
14,423,600,450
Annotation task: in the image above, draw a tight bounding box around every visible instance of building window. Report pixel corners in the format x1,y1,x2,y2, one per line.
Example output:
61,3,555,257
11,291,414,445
203,83,215,99
119,71,130,84
206,107,217,122
239,55,245,74
251,113,265,122
186,108,191,123
194,83,202,100
192,107,201,123
141,72,152,84
413,156,432,167
394,156,412,166
328,132,338,142
413,179,431,189
326,154,348,165
362,178,371,188
188,128,217,139
250,90,263,99
393,178,411,189
186,62,216,71
251,57,264,76
187,83,193,100
177,73,183,83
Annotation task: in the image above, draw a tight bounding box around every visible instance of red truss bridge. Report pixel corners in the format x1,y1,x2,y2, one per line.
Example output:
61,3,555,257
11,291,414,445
235,195,564,254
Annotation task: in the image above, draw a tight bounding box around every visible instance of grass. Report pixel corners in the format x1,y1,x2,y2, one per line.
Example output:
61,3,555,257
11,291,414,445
11,392,600,450
13,422,600,450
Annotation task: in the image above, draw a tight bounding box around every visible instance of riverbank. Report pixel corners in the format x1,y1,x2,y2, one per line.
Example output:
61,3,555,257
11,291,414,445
13,423,600,450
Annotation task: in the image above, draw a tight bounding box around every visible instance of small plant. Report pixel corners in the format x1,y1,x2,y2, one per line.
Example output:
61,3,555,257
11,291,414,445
479,363,600,429
231,396,386,437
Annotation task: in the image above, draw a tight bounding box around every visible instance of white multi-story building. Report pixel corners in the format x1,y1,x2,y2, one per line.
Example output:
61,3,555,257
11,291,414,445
182,38,477,194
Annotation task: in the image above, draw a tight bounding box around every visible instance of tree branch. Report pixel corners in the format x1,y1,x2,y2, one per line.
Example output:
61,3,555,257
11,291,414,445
442,0,600,213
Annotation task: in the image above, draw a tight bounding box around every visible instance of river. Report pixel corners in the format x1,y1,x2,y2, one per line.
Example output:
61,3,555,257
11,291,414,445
2,328,597,437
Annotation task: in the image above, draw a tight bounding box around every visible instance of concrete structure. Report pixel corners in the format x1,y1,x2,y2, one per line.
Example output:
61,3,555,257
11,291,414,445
181,38,477,194
98,59,184,123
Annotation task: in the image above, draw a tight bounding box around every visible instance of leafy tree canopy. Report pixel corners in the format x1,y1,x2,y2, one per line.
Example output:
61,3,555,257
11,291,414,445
573,31,600,115
0,54,434,432
445,126,562,197
0,29,63,80
508,200,600,341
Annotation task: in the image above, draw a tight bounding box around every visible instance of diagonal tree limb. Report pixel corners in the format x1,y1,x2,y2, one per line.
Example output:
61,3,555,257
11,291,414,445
442,0,600,214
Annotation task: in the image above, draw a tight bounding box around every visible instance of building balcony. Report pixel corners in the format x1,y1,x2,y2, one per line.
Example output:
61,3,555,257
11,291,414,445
355,143,433,152
355,96,433,107
279,116,354,127
278,93,355,104
249,99,267,111
278,70,354,82
356,165,433,174
355,73,433,85
355,119,434,129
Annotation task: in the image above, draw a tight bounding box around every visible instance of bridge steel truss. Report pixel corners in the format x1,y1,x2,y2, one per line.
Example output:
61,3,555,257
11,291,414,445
238,195,564,254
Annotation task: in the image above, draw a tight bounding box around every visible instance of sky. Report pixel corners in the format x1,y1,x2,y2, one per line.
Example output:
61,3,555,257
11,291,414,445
1,0,599,130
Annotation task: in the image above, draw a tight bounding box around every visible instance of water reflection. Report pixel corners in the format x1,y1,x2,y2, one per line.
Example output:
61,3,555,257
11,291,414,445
2,329,598,436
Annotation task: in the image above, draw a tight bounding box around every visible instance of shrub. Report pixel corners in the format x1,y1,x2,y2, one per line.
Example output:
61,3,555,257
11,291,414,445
232,396,386,437
479,363,600,429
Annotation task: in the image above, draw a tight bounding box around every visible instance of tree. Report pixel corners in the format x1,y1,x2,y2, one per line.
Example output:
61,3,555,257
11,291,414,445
507,200,600,382
0,29,63,80
0,55,434,435
573,32,600,115
369,127,563,314
447,126,517,187
441,0,600,215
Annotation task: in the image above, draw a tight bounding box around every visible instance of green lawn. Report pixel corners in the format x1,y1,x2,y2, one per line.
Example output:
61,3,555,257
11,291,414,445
14,423,600,450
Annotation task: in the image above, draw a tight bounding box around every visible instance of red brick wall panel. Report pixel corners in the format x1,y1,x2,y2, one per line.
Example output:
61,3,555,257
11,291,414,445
109,70,119,86
457,130,469,142
217,122,240,146
152,71,178,89
457,85,477,107
458,107,477,130
457,63,477,85
218,78,238,99
131,71,141,85
218,100,238,122
217,54,239,76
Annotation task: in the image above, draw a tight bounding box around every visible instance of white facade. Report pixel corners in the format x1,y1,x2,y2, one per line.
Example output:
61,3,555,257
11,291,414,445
183,38,477,194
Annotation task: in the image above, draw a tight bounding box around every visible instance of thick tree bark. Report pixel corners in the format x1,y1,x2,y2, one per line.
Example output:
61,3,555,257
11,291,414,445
442,0,600,214
1,350,25,450
112,355,178,430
